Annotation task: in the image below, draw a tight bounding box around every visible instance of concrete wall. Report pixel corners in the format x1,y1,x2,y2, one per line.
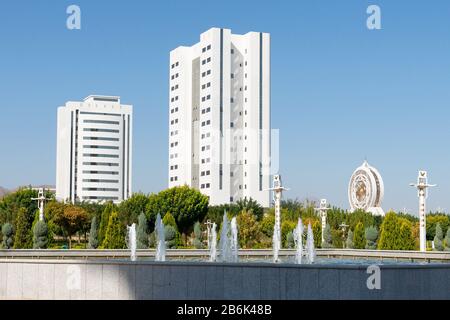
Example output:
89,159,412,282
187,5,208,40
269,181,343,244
0,260,449,300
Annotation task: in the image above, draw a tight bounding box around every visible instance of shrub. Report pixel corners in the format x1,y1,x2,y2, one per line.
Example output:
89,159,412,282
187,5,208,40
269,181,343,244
260,213,275,237
2,223,14,249
236,210,261,249
353,222,366,249
365,226,378,249
346,230,354,249
33,220,48,249
165,225,178,248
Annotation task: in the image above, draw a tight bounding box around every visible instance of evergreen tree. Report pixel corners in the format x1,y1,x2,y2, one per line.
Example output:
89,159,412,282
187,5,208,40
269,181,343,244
286,231,295,249
162,212,178,231
13,207,32,249
165,225,178,248
353,222,366,249
399,221,415,250
136,212,149,249
193,221,204,249
33,220,48,249
88,216,99,249
346,230,354,249
321,223,333,248
365,226,378,249
98,202,115,245
2,223,14,249
444,227,450,251
102,211,126,249
162,212,180,247
312,220,322,248
378,211,401,250
434,222,444,251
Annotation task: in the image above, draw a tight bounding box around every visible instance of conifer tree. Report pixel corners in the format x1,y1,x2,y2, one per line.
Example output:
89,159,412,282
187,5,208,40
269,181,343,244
193,221,204,249
98,202,115,245
88,216,99,249
321,223,333,248
102,211,126,249
136,212,149,249
365,226,378,249
2,223,14,249
434,222,444,251
33,220,48,249
13,207,32,249
378,211,401,250
353,222,366,249
346,230,354,249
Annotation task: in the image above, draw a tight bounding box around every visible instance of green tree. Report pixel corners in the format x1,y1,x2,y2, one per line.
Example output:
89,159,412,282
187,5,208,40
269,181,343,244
365,226,378,249
13,207,32,249
98,202,116,245
353,222,366,249
193,221,204,249
312,220,322,248
2,223,14,249
236,197,264,220
286,232,295,249
346,230,354,249
102,211,126,249
322,223,333,248
434,222,444,251
398,220,415,250
444,227,450,251
281,220,297,248
118,193,150,226
88,216,99,249
259,213,275,237
426,214,449,241
53,205,88,249
33,220,48,249
136,212,149,249
145,186,208,234
236,210,261,248
165,225,178,248
378,211,401,250
162,212,178,231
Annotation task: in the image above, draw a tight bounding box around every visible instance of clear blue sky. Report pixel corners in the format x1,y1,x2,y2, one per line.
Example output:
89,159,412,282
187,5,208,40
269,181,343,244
1,0,450,214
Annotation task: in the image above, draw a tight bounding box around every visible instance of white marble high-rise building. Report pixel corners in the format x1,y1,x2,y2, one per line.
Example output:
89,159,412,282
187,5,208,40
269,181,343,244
168,27,271,207
56,95,132,204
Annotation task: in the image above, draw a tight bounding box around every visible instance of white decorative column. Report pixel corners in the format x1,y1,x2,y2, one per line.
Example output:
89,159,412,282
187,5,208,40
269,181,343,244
269,175,288,263
315,199,330,244
31,188,50,221
410,171,436,252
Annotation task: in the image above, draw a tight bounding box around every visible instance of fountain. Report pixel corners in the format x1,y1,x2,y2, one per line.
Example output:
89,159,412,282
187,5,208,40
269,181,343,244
293,218,304,264
126,223,137,262
219,212,231,262
155,213,166,262
305,223,316,264
209,222,217,262
230,217,239,262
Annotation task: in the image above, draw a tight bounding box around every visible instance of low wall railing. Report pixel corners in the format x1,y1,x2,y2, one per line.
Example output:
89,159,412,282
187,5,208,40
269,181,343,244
0,249,449,262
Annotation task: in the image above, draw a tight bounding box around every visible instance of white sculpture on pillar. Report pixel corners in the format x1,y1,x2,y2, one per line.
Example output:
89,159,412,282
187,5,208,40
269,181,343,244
315,199,330,244
410,171,436,252
269,175,289,263
31,188,51,222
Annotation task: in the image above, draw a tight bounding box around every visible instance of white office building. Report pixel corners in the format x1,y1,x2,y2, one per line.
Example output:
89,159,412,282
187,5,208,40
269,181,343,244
168,28,271,207
56,95,132,204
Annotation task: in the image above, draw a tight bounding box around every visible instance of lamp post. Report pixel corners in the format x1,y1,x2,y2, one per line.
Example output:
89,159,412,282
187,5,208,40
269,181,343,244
314,199,330,244
268,175,289,263
31,188,51,221
410,170,436,252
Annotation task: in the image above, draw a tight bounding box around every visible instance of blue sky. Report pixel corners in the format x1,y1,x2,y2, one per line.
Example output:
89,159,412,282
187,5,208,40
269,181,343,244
1,0,450,213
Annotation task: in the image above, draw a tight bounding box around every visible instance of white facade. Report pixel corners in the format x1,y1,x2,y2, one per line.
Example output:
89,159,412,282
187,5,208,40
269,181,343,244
56,95,132,204
168,28,271,207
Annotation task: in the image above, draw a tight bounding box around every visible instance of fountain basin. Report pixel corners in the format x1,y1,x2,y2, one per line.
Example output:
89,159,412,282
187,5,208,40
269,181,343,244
0,258,449,300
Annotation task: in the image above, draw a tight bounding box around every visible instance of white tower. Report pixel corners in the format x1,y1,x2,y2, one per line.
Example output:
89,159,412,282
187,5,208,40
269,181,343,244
410,170,436,252
269,175,288,262
314,199,330,244
168,27,271,207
